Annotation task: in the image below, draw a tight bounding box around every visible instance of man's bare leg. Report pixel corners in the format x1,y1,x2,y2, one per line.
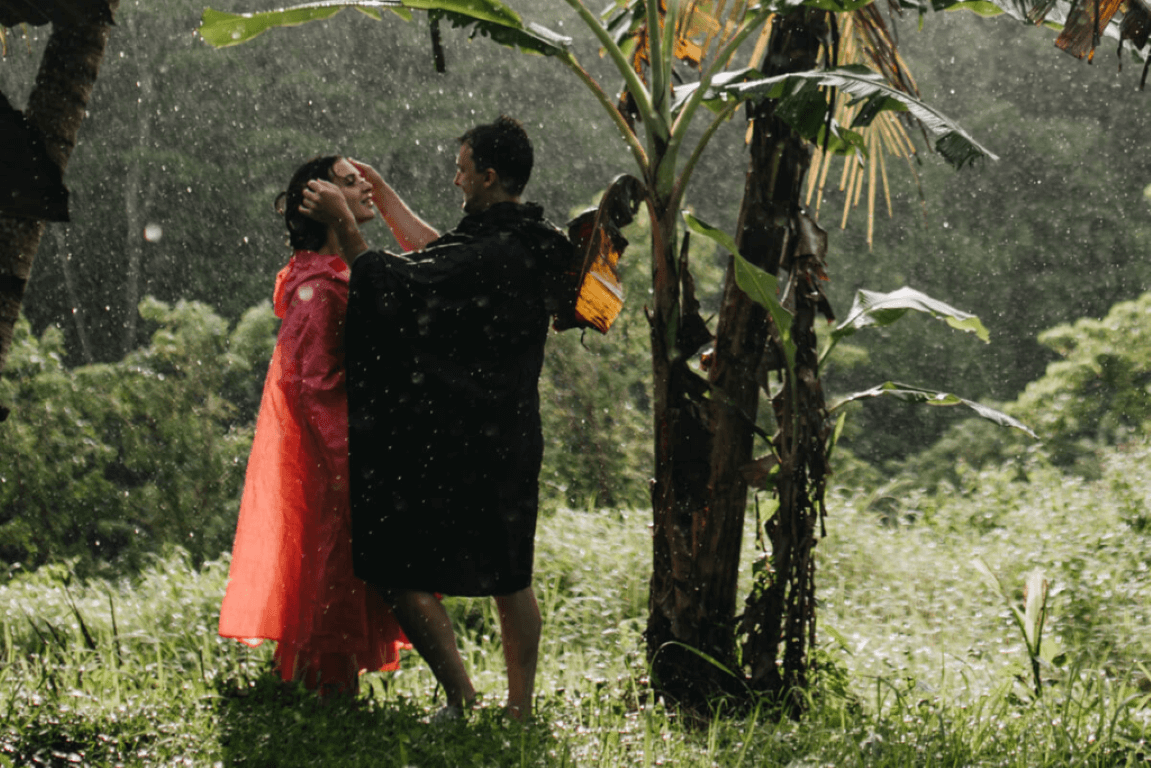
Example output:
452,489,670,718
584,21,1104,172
384,589,475,708
494,586,541,720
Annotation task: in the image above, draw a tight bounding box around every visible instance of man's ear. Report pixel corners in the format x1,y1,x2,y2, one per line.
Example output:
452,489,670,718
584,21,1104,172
482,167,499,189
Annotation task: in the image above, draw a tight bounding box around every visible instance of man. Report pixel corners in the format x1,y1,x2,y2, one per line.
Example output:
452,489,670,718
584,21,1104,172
300,116,572,720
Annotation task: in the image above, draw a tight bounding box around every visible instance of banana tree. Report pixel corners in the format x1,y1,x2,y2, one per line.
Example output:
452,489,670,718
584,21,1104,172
199,0,997,705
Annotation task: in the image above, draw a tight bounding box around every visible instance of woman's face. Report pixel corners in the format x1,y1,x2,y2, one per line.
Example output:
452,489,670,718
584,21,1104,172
330,158,375,224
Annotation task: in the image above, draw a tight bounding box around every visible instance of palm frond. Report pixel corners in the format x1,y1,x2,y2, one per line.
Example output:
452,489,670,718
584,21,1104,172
830,382,1037,437
199,1,569,55
804,7,926,247
1055,0,1123,59
612,0,992,245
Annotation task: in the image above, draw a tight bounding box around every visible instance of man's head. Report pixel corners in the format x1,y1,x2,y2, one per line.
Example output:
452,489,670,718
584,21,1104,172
454,116,533,214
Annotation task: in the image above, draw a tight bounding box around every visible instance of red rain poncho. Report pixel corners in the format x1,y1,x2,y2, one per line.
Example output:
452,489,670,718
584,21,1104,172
218,250,408,688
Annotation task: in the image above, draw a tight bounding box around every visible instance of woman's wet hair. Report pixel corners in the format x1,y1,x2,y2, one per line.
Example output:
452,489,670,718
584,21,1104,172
275,155,340,251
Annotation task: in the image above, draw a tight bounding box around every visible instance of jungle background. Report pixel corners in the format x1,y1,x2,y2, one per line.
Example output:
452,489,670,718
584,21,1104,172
2,0,1151,764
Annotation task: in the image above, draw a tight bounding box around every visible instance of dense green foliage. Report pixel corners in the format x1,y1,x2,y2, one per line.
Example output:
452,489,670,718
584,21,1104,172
4,465,1150,765
3,2,1145,470
3,0,1151,759
539,321,652,510
1016,291,1151,465
900,286,1151,487
0,300,275,574
817,13,1151,463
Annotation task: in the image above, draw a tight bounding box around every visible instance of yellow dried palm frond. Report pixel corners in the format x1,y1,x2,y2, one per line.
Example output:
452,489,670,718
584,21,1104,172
675,0,762,66
619,0,927,247
616,1,771,120
802,6,926,248
620,1,768,77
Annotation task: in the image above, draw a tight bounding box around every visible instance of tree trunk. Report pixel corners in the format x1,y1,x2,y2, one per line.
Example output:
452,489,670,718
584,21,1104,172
737,8,833,707
122,9,155,355
52,224,94,364
646,187,732,707
645,7,831,709
0,2,119,402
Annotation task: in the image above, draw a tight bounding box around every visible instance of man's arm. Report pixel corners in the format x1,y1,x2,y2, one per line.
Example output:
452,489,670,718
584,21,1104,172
300,180,371,266
351,160,439,251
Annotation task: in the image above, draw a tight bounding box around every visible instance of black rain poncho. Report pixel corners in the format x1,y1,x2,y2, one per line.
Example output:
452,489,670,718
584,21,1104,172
346,202,572,596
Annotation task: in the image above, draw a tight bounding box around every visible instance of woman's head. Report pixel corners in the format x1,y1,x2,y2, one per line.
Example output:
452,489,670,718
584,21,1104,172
277,156,375,251
279,155,339,252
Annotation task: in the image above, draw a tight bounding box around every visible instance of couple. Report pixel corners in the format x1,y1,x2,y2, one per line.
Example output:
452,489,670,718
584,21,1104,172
218,116,573,721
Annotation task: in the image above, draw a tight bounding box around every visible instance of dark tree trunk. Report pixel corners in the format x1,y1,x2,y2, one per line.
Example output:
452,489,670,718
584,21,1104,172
645,184,730,707
645,6,831,710
121,9,156,356
0,1,119,401
738,8,833,707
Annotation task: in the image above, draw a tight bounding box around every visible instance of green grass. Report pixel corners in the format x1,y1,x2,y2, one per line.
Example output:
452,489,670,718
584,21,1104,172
4,448,1151,766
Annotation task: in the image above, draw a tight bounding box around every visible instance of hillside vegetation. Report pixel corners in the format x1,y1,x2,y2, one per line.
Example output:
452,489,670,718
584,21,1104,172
2,0,1151,763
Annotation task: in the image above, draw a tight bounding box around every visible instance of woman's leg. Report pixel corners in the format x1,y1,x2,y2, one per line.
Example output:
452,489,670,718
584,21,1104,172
383,588,476,708
310,652,359,699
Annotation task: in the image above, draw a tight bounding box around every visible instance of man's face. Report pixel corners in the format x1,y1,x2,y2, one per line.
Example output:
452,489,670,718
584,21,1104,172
454,143,493,214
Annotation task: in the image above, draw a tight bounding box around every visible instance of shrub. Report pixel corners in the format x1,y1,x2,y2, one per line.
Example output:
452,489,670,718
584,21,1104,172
1013,290,1151,465
0,299,276,576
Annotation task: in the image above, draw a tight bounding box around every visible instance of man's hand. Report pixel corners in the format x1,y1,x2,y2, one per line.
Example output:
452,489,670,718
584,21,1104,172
300,179,350,226
345,160,439,252
349,158,384,189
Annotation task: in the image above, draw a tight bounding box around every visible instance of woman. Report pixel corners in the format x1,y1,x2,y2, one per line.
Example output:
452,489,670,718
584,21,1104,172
218,156,408,697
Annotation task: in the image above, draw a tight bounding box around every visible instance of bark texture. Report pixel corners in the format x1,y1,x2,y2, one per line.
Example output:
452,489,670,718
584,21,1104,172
121,9,155,355
738,8,834,706
645,7,832,710
0,1,119,404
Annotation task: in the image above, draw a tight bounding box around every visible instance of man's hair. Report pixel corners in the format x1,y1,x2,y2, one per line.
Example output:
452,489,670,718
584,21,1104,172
277,155,340,251
458,116,533,198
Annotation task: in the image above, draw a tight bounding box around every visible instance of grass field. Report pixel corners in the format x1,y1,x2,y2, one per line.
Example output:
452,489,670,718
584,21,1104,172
4,446,1151,766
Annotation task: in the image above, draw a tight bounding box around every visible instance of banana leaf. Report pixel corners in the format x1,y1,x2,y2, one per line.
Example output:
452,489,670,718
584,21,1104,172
832,286,989,343
726,65,998,169
682,211,797,379
199,0,569,56
831,381,1036,437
